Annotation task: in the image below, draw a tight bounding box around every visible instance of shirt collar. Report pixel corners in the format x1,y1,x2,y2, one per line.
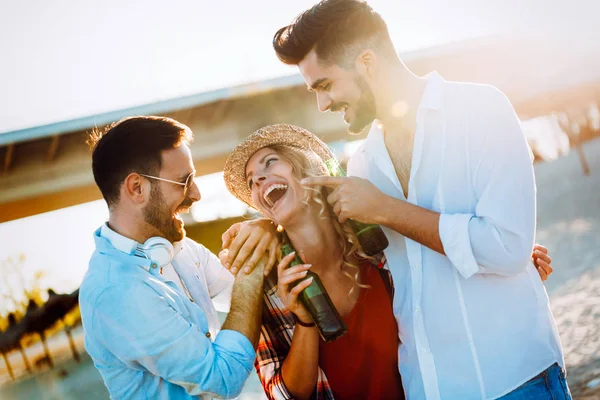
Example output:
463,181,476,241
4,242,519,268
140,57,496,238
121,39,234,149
99,223,184,257
93,227,154,272
93,226,183,274
418,71,445,111
360,71,446,181
100,223,138,255
367,71,445,134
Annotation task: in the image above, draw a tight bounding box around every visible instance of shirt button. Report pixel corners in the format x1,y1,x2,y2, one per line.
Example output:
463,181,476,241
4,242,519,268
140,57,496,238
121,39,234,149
414,306,420,314
151,262,158,269
205,332,211,338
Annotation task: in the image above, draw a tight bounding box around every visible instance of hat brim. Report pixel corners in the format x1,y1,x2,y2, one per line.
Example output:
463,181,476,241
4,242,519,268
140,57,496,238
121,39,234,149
223,124,335,208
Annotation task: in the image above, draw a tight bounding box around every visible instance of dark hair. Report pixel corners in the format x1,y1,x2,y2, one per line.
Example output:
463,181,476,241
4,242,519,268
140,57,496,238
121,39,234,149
273,0,396,67
87,116,193,207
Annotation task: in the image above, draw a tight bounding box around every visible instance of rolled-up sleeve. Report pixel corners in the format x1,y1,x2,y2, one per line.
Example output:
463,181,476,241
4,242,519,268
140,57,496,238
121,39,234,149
92,282,254,398
439,87,536,279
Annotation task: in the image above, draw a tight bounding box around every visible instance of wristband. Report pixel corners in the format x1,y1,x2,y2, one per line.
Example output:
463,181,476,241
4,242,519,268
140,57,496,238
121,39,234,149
296,318,316,328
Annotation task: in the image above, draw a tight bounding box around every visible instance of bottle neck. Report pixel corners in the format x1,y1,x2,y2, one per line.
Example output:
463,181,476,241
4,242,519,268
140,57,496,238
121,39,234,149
325,158,346,177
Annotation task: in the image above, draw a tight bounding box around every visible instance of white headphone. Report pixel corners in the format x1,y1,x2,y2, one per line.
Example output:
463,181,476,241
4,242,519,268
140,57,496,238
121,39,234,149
134,237,175,268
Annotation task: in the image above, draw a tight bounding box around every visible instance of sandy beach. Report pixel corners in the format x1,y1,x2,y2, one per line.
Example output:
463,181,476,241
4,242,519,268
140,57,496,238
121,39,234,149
534,137,600,399
1,137,599,399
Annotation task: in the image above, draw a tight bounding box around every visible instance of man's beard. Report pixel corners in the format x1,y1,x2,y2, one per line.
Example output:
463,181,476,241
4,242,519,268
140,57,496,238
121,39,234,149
143,183,189,243
347,75,377,134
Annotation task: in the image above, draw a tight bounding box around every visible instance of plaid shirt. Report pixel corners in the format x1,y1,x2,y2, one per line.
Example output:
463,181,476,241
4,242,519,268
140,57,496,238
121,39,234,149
254,257,393,400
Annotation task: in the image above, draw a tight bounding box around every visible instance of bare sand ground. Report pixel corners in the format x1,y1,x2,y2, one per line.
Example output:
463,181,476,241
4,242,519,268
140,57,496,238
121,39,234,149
534,137,600,399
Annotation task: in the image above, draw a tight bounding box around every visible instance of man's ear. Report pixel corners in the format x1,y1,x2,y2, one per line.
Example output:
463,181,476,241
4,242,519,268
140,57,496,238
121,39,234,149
355,49,377,77
122,173,147,205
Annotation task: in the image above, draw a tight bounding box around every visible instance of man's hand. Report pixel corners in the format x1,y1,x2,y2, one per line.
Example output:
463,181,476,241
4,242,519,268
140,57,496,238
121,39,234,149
301,176,388,224
221,254,267,348
220,219,279,276
532,244,553,281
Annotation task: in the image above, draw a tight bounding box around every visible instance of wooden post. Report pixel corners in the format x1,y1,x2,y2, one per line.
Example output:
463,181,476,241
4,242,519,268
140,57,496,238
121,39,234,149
39,332,54,368
3,143,14,173
64,324,80,363
2,351,14,380
47,135,60,162
573,135,591,176
18,343,31,373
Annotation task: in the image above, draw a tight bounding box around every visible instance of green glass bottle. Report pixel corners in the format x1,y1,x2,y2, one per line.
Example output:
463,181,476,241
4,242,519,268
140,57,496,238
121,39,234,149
324,158,389,256
281,244,347,342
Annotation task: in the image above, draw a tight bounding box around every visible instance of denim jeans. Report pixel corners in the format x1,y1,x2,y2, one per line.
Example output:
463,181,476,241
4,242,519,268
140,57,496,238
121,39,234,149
499,363,572,399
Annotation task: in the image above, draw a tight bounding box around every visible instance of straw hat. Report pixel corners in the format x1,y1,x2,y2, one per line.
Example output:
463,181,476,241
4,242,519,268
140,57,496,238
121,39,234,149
224,124,335,207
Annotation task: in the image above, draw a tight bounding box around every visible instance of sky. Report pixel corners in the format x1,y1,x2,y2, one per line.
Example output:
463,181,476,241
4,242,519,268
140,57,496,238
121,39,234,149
0,0,597,300
3,0,592,133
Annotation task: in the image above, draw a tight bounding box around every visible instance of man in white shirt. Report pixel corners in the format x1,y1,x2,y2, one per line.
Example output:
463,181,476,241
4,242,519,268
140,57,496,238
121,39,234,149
259,0,570,399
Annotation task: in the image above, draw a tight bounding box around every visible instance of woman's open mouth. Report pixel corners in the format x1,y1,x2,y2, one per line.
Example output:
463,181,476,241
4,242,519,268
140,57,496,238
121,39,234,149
263,183,288,209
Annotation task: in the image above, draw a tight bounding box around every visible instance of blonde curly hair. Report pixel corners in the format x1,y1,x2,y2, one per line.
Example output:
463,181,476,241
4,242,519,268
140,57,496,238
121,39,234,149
270,144,371,294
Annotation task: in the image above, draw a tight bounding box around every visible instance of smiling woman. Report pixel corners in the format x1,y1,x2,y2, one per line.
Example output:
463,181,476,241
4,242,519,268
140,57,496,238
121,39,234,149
224,123,405,399
245,145,328,225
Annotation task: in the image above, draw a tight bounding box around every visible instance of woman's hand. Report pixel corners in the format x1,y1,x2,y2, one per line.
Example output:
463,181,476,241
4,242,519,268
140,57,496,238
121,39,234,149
532,243,553,281
276,252,314,324
220,219,280,276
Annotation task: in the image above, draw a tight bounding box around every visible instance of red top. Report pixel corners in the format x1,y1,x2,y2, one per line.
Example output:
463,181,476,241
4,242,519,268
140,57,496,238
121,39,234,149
318,265,405,399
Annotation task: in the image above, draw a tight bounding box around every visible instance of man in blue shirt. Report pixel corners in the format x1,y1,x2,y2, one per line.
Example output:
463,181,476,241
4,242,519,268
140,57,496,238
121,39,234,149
80,116,267,399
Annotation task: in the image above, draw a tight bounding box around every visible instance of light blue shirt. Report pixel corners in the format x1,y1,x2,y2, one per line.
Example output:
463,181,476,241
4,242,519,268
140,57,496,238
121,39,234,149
80,227,255,399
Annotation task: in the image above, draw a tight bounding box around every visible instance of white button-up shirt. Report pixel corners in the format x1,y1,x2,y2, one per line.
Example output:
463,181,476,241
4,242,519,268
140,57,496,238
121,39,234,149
348,72,564,399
